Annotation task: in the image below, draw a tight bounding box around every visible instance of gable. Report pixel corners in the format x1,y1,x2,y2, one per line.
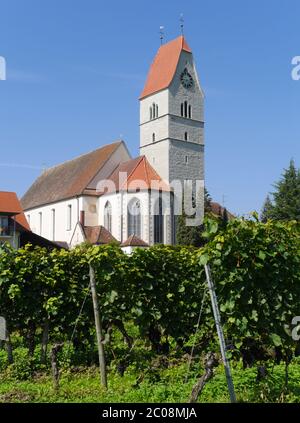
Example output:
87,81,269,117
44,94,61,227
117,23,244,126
140,36,192,99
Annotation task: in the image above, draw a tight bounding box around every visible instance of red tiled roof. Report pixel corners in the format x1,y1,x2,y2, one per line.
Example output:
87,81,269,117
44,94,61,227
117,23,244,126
14,213,31,231
99,156,171,194
140,35,192,99
121,234,149,247
84,225,118,245
0,191,23,215
21,141,123,210
210,202,235,220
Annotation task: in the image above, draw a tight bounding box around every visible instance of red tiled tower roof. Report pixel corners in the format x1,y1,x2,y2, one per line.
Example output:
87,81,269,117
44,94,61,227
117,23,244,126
140,35,192,99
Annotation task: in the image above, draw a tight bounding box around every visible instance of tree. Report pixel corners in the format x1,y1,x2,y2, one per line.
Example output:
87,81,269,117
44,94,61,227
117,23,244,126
260,195,274,223
262,160,300,222
221,207,229,228
176,188,212,247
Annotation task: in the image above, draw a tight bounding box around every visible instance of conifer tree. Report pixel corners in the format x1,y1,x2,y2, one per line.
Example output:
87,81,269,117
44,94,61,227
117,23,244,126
262,160,300,222
260,195,274,223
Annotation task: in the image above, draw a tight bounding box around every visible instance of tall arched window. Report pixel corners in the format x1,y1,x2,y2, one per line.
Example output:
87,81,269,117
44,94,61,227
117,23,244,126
149,107,152,120
184,131,188,141
184,101,188,118
104,201,112,233
188,105,192,119
152,133,156,143
154,196,164,244
181,103,184,117
156,104,158,118
128,198,141,238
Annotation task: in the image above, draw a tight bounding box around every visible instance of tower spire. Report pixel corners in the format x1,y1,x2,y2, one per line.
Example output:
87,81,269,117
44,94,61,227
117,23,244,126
180,13,184,35
159,26,164,45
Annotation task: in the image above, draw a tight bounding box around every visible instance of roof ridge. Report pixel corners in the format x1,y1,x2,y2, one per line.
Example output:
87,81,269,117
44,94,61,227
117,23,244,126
42,140,123,174
82,141,124,194
0,190,17,194
120,156,144,191
142,155,150,186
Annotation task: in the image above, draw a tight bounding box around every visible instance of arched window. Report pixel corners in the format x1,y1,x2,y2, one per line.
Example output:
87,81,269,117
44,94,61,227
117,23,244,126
152,133,155,143
150,107,152,120
184,131,188,141
180,103,184,117
104,201,112,233
188,105,192,119
156,104,158,118
128,198,141,238
184,101,188,118
154,196,164,244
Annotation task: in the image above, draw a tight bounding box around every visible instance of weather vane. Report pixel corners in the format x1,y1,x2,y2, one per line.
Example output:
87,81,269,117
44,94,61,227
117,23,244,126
159,26,164,45
180,13,184,35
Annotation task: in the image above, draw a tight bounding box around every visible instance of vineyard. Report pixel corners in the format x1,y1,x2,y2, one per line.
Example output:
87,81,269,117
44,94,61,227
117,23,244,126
0,216,299,402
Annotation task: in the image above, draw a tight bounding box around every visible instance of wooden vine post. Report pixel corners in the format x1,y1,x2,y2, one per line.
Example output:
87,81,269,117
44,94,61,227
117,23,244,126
204,264,236,403
89,264,107,388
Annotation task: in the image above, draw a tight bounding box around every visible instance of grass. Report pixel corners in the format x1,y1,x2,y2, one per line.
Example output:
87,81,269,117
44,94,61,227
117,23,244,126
0,360,300,403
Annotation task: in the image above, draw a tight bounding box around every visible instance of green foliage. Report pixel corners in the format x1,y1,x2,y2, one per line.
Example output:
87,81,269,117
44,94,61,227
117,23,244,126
202,216,300,364
176,188,212,247
261,159,300,221
0,360,300,402
0,217,299,376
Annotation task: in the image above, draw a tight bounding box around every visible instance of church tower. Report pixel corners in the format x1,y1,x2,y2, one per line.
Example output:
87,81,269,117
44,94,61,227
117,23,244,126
139,35,204,197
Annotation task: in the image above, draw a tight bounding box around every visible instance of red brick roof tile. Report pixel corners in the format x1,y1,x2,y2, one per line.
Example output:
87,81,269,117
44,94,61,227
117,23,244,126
140,36,192,99
121,234,149,247
21,141,123,210
0,191,23,215
84,225,117,245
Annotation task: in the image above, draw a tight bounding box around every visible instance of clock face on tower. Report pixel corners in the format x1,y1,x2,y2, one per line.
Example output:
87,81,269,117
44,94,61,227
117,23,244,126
180,68,193,89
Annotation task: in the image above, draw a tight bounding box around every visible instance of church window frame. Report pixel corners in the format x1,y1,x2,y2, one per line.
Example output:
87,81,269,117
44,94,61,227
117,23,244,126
104,201,112,233
154,195,164,244
127,198,141,238
67,205,72,231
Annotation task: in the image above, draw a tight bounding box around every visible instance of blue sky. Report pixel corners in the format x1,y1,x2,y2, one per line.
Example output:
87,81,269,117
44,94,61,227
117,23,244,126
0,0,299,216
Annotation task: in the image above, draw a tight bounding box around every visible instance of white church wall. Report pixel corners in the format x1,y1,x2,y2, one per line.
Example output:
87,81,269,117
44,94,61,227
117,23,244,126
26,197,84,243
69,222,86,248
140,90,169,149
98,193,121,241
140,90,169,125
81,196,98,226
99,191,151,244
139,140,170,183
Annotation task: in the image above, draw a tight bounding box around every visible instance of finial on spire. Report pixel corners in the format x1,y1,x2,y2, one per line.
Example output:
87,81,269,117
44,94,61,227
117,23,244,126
180,13,184,35
159,26,164,45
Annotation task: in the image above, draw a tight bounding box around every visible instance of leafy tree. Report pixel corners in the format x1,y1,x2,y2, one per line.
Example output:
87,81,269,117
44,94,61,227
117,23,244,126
176,188,212,247
262,160,300,221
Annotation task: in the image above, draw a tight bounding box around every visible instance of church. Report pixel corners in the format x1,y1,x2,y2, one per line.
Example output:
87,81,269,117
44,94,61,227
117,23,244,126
21,35,205,248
